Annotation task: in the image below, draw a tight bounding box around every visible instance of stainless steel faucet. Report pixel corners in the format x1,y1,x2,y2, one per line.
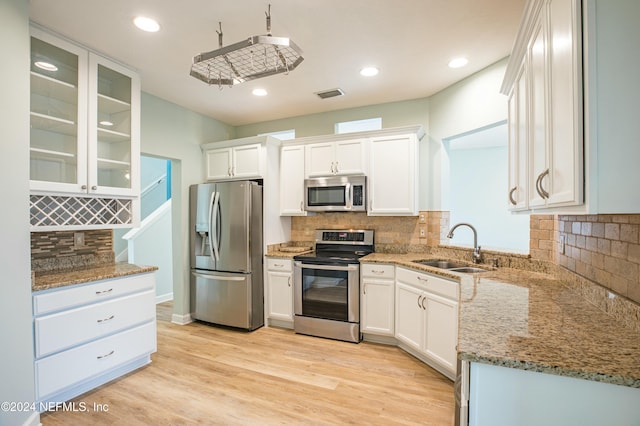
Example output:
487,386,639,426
447,223,482,264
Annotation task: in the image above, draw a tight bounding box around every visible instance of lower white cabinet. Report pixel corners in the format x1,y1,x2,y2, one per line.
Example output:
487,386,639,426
32,272,157,406
360,263,395,336
395,267,458,378
266,258,294,327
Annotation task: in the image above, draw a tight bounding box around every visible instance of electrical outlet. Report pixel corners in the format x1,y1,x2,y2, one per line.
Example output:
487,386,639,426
74,232,85,247
419,213,426,223
419,228,426,238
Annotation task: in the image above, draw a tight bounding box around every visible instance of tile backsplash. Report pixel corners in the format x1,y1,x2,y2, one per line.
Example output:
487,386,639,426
291,211,449,252
555,215,640,304
31,229,114,273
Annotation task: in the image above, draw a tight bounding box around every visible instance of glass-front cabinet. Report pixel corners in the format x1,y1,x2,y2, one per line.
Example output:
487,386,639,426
29,27,139,197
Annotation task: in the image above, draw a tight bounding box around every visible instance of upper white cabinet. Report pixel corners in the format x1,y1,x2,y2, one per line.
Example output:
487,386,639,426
504,0,640,214
30,27,140,197
205,143,262,181
503,0,582,212
305,139,366,177
368,133,419,216
279,145,306,216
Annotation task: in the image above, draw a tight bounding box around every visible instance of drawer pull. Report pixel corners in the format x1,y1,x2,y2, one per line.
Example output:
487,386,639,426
97,350,115,360
372,270,385,275
417,276,428,282
97,315,115,323
274,263,284,268
95,288,113,295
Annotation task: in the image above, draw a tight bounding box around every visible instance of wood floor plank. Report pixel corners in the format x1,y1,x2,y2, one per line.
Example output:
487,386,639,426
41,302,455,425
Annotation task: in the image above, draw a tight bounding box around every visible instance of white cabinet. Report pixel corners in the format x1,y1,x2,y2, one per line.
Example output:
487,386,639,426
33,272,156,405
503,0,584,212
360,263,395,336
205,143,262,181
368,134,419,216
265,258,294,327
29,27,140,197
305,139,365,177
507,63,529,211
395,267,458,378
279,145,306,216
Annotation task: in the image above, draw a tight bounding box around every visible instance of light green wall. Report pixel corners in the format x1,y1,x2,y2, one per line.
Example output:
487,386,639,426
139,92,235,318
0,0,38,424
235,97,430,139
235,59,508,210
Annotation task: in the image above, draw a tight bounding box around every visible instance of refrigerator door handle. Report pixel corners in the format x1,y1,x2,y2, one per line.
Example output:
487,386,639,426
208,191,220,261
191,272,246,281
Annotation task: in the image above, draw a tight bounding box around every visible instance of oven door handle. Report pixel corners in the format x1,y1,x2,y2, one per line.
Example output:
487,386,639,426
294,261,359,271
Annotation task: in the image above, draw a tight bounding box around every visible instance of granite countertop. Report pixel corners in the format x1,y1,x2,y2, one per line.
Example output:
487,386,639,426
32,262,159,292
360,252,640,388
265,245,313,259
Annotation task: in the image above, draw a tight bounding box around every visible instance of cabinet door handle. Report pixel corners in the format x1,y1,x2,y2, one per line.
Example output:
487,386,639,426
509,187,517,205
417,295,423,308
363,283,366,295
330,161,335,174
287,276,291,287
335,161,339,173
300,201,304,212
97,315,115,323
95,288,113,295
91,185,97,190
535,169,550,199
97,350,115,360
421,297,427,310
228,167,232,176
81,184,87,190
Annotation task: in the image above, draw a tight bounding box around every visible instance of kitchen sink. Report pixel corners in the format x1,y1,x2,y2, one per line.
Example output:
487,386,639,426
447,267,488,273
413,259,466,269
412,259,488,273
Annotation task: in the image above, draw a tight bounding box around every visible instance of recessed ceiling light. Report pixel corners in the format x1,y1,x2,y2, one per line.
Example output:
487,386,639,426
360,67,379,77
134,16,160,32
35,61,57,72
252,88,268,96
448,57,469,68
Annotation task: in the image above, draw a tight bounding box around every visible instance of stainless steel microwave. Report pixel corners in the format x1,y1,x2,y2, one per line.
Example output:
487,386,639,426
304,175,367,212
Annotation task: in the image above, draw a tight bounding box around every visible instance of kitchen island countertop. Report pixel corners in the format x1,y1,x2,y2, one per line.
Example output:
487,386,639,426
361,252,640,388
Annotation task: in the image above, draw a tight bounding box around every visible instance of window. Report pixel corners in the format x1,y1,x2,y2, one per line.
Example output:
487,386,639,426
259,129,296,140
445,122,529,253
335,117,382,134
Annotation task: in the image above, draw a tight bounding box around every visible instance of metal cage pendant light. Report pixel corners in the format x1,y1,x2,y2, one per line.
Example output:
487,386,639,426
190,4,304,89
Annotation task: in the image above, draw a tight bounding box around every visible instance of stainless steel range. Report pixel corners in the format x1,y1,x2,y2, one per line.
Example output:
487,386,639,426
293,229,374,343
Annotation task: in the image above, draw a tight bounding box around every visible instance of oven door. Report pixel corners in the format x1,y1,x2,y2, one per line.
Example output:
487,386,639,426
293,261,359,323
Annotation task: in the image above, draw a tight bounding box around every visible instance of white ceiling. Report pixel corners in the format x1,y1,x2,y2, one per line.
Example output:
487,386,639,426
29,0,526,127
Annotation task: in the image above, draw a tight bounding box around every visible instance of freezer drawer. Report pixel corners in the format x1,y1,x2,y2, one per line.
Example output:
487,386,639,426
191,270,262,330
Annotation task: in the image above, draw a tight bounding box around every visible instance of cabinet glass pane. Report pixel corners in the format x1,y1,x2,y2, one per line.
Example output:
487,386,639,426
96,64,132,189
30,37,79,184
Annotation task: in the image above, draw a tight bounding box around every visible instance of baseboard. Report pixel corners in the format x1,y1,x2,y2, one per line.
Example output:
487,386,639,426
361,333,397,345
23,410,40,426
155,292,173,304
171,313,193,325
267,318,294,329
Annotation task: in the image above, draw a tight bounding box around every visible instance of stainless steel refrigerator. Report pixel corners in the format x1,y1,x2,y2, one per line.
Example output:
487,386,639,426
189,180,264,330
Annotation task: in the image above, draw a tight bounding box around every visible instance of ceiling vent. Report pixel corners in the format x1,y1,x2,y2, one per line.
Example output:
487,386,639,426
315,88,345,99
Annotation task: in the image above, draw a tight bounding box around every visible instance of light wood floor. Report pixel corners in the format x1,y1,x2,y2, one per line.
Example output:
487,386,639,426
41,302,454,425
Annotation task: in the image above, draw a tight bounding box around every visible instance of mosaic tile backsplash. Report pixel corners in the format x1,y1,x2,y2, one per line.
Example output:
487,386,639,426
31,229,114,273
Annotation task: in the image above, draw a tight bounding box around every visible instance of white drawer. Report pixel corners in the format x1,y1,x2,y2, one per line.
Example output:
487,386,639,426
266,258,293,272
396,267,458,299
35,290,156,358
361,263,395,279
35,321,156,400
33,272,155,316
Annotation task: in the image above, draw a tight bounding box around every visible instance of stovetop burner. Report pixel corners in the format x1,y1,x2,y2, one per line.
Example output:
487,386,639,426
293,229,374,265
